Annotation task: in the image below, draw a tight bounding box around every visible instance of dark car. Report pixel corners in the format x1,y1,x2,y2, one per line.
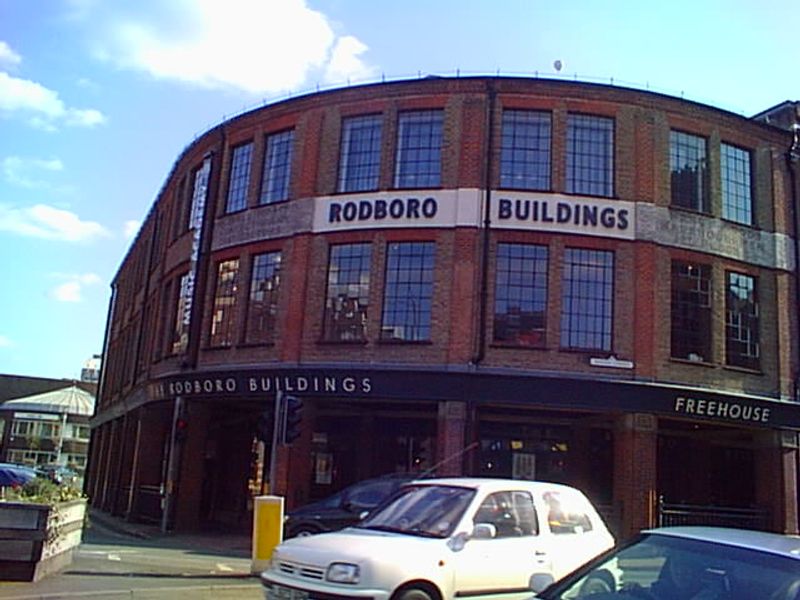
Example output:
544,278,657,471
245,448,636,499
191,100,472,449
283,473,417,538
528,526,800,599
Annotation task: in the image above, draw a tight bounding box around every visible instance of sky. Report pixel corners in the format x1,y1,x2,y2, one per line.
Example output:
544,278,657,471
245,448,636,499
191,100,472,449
0,0,797,381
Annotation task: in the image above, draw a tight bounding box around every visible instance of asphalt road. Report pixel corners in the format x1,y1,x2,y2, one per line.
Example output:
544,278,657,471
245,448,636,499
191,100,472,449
0,518,263,599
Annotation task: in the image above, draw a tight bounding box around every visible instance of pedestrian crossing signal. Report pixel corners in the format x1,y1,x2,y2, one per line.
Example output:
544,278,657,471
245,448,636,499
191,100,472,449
284,396,303,444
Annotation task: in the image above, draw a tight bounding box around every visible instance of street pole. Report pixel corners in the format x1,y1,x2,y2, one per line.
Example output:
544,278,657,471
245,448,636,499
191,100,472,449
161,395,183,533
268,391,284,494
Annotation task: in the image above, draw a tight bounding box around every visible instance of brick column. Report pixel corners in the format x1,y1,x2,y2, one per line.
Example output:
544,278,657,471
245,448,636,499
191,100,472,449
436,401,467,476
174,400,211,531
755,430,799,534
613,413,658,541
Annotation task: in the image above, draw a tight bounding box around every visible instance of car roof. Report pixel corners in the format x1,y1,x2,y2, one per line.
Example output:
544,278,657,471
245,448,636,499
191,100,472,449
643,526,800,560
408,477,587,496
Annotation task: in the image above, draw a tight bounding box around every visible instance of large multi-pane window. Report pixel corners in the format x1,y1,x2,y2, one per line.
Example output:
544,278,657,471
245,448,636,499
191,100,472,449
324,244,372,342
338,114,382,192
671,261,712,362
494,243,549,346
225,142,253,213
260,129,294,204
209,259,240,347
381,242,435,342
560,249,614,350
721,143,753,225
245,251,282,344
670,130,709,212
171,272,191,355
566,114,614,197
726,271,759,370
500,110,551,190
394,110,443,189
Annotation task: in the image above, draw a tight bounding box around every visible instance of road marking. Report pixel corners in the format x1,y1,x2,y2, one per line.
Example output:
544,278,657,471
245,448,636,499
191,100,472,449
216,563,234,571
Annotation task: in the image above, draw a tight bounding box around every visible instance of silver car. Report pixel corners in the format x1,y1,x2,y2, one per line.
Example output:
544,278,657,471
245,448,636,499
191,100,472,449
529,526,800,600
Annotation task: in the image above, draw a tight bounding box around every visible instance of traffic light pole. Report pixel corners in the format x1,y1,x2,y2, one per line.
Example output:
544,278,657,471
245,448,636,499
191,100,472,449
161,395,184,533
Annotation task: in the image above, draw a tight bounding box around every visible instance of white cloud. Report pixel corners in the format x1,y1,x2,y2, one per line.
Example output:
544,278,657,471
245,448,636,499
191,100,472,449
0,203,110,242
323,36,375,84
49,273,103,303
0,334,13,348
123,219,141,239
0,71,107,130
3,156,64,188
94,0,374,94
0,41,22,67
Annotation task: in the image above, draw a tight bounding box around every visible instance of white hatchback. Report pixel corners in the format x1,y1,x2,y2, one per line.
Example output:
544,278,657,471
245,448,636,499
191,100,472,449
261,477,614,600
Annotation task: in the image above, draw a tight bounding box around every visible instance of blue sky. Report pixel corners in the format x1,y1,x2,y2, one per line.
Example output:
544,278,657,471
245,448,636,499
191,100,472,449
0,0,797,380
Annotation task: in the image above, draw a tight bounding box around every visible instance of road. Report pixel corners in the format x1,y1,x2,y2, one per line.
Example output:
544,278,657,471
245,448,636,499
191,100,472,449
0,518,263,599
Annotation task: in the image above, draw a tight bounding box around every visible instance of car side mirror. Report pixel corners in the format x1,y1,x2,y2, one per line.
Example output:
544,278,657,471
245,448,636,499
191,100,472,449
529,573,555,593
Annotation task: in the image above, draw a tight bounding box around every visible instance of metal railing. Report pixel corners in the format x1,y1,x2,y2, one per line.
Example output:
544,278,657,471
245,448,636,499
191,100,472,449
657,497,770,531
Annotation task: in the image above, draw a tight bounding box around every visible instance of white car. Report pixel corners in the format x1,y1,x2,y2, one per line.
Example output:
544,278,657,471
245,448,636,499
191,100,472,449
260,477,614,600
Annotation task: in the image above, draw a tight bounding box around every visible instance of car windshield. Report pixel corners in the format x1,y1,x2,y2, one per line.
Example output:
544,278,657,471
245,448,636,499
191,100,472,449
356,484,475,538
541,532,800,599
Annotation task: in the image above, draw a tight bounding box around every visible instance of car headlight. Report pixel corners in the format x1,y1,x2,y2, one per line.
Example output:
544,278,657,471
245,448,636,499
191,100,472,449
326,562,360,584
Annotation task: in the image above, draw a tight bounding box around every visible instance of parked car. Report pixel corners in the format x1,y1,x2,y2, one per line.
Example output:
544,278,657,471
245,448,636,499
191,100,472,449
261,477,613,600
39,464,79,486
528,526,800,599
284,473,418,538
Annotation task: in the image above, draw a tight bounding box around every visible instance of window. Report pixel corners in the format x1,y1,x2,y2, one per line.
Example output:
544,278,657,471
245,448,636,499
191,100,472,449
394,110,443,189
225,142,253,213
560,248,614,350
670,130,709,212
11,419,61,439
171,272,192,355
500,110,551,190
381,242,435,342
726,272,759,369
671,261,712,362
260,129,294,204
566,114,614,197
494,243,548,346
339,114,383,192
209,259,240,347
474,491,538,537
721,143,753,225
323,244,371,342
245,251,282,344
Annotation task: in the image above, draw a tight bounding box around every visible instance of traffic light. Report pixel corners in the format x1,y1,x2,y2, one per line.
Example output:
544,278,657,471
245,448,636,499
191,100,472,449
174,416,188,443
255,410,272,442
283,396,304,444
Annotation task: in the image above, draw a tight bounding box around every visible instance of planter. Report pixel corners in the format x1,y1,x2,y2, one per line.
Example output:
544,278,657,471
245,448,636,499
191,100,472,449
0,498,87,581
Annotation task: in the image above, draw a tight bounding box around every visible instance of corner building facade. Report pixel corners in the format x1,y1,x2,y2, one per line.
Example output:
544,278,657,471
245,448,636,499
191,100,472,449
87,77,800,538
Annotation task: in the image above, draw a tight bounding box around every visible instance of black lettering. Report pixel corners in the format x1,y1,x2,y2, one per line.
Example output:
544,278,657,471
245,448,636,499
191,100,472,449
329,203,342,222
498,198,512,219
407,197,420,218
390,199,404,218
515,200,530,220
600,208,616,228
422,197,437,218
542,202,554,223
358,201,373,220
374,200,387,219
617,209,629,230
583,205,598,226
343,202,357,221
557,203,571,223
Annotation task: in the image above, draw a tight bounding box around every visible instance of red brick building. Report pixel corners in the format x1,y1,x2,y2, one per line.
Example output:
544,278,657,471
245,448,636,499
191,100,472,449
87,77,800,538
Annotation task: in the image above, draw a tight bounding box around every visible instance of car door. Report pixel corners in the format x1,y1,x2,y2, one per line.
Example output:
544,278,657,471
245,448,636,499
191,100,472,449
452,490,551,599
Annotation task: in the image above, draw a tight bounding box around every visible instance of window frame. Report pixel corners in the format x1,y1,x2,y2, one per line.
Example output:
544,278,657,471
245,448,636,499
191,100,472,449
208,258,240,348
670,130,710,213
394,109,443,189
259,129,294,205
323,243,372,343
560,248,614,351
670,261,712,362
493,242,549,347
380,241,436,343
224,141,253,214
500,109,552,191
244,251,282,345
721,142,754,226
566,114,614,198
725,271,760,370
338,114,383,193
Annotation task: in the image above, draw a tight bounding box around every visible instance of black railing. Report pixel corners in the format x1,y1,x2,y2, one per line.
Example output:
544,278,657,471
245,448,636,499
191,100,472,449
657,497,770,531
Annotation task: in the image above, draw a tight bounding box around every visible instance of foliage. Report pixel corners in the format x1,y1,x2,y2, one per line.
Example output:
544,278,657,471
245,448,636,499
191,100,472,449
4,476,85,505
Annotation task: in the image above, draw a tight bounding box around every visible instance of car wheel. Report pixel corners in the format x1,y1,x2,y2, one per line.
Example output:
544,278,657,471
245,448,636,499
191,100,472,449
579,570,615,595
394,586,436,600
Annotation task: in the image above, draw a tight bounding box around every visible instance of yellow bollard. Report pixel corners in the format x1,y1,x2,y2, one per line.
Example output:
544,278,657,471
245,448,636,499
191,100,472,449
251,495,284,574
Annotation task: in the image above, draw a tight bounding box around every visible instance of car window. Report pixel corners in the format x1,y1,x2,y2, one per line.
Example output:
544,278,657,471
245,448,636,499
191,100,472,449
346,480,396,507
546,533,800,599
543,490,593,534
473,490,538,537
